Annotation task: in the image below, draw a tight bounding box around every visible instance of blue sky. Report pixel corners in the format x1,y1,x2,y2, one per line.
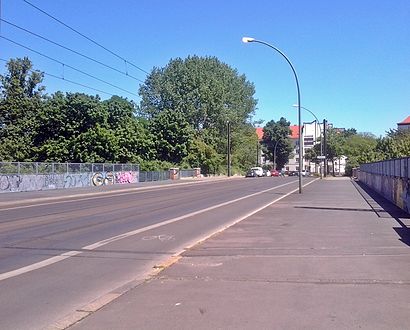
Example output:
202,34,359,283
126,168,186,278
1,0,409,137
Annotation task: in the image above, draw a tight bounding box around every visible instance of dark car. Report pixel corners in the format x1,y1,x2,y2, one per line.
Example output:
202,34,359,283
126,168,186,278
288,171,298,176
245,169,257,177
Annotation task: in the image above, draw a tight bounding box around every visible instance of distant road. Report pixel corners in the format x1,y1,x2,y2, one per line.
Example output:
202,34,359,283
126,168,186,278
0,176,314,329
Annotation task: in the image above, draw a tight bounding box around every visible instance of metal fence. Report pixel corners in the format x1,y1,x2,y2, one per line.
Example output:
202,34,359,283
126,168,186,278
138,171,170,182
0,162,139,175
360,157,410,179
180,169,196,178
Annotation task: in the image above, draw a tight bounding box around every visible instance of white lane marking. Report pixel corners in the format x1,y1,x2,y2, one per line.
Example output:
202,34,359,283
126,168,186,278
0,179,312,281
177,179,318,256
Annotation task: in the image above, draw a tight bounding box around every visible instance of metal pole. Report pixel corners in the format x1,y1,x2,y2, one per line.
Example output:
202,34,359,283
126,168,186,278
227,121,231,177
273,140,279,170
243,37,302,193
296,106,323,179
323,119,327,177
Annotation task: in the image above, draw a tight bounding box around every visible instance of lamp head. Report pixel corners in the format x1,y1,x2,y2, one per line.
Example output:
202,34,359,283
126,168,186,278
292,104,299,108
242,37,255,43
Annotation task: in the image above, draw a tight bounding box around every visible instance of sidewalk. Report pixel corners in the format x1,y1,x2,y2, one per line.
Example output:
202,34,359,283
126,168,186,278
71,177,410,330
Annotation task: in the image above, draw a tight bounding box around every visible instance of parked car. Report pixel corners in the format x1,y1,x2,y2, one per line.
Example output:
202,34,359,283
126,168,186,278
270,169,280,177
288,171,298,176
245,169,257,178
263,169,272,177
301,170,311,177
250,167,264,177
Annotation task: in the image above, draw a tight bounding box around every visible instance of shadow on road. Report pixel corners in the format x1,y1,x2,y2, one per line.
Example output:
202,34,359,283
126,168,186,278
353,180,410,247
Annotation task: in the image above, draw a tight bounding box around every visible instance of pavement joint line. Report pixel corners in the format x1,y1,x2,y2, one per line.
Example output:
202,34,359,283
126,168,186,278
0,179,302,282
0,177,234,210
43,178,317,330
158,275,410,286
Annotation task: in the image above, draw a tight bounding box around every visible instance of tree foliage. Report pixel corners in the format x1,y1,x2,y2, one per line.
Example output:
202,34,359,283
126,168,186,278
0,56,260,173
261,117,293,169
0,57,45,161
138,55,258,173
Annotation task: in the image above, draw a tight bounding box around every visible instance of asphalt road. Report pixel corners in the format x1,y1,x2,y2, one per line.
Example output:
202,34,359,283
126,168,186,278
0,176,313,329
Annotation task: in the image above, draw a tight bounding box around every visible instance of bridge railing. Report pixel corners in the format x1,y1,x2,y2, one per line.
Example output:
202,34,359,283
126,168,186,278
359,157,410,179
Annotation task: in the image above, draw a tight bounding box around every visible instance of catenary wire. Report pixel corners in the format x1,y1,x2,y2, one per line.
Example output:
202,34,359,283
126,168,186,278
0,57,116,96
0,18,144,83
1,36,140,97
23,0,150,75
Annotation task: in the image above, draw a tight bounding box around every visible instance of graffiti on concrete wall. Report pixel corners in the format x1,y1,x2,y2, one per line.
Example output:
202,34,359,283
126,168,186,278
400,180,410,213
64,173,91,188
0,171,139,193
0,174,23,192
91,172,114,186
115,171,137,184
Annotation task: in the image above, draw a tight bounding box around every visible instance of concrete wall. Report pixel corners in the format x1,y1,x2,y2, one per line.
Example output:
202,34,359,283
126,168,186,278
358,171,410,214
0,171,139,193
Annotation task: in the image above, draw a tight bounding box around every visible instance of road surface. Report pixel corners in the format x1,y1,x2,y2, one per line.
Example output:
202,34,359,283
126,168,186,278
0,176,313,329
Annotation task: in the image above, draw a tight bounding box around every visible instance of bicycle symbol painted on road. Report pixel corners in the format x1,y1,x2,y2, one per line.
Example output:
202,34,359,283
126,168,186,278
142,234,175,242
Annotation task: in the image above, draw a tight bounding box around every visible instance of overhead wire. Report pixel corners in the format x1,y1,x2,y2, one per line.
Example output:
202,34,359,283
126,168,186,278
1,35,140,97
0,18,144,83
0,58,116,96
23,0,150,75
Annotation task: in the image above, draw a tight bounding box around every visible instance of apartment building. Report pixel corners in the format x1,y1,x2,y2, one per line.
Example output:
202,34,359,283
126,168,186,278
256,122,347,175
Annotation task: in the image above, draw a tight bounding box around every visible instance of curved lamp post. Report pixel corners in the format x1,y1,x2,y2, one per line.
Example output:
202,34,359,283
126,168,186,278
292,104,323,179
242,37,302,193
273,139,282,170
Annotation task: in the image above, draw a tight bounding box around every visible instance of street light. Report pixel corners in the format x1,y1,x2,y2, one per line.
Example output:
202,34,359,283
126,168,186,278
227,120,231,177
242,37,302,193
273,139,281,170
292,104,323,179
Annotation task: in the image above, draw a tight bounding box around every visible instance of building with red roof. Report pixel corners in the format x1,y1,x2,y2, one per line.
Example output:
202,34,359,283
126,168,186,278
289,125,299,139
255,127,264,140
397,116,410,131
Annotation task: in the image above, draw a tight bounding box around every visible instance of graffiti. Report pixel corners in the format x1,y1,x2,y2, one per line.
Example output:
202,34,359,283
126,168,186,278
0,169,139,193
43,174,64,189
115,171,136,184
64,173,91,188
92,172,114,186
401,180,410,213
0,175,22,192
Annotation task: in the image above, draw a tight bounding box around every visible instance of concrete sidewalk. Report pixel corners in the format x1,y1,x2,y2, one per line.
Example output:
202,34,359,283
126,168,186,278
71,177,410,330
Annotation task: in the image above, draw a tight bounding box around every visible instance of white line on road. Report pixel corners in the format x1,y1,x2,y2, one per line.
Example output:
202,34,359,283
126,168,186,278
0,179,315,281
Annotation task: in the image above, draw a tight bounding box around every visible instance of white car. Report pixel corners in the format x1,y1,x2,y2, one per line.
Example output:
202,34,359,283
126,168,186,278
250,167,264,177
301,170,310,177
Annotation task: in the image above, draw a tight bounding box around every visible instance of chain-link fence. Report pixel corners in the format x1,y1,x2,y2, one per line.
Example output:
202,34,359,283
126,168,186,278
0,162,139,175
138,171,170,182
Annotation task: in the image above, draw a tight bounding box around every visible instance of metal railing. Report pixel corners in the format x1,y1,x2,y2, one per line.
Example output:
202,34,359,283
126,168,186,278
0,162,139,174
138,171,170,182
359,157,410,179
180,169,196,178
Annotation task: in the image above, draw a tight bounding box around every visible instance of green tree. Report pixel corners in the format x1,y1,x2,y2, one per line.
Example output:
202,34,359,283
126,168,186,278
262,117,293,169
138,55,257,173
0,57,45,161
149,109,194,164
376,129,410,159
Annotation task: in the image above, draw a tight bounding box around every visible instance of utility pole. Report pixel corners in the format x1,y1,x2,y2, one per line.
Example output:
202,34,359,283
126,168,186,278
323,119,327,177
227,121,231,177
256,141,259,166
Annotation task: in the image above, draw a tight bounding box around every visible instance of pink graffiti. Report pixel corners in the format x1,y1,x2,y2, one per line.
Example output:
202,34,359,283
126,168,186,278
116,171,136,184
